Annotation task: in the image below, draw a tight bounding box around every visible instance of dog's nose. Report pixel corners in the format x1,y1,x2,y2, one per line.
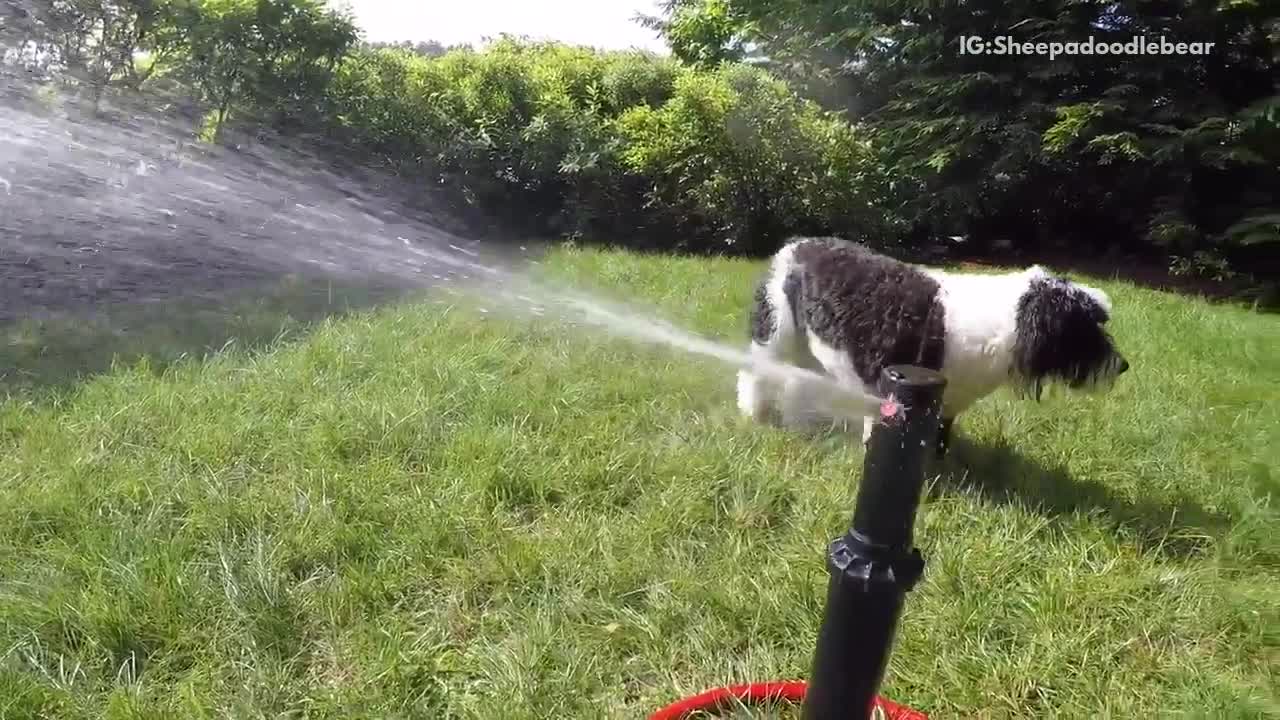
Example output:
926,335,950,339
1118,358,1130,374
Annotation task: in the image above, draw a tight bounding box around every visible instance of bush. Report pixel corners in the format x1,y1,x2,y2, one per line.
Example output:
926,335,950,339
616,63,897,253
323,39,900,255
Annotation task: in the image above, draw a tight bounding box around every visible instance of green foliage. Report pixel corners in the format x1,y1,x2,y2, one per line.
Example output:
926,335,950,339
638,0,747,69
5,0,357,133
4,0,168,105
650,0,1280,279
327,40,659,236
154,0,357,135
325,40,898,253
10,0,1277,276
364,39,451,58
1043,103,1116,156
615,63,895,252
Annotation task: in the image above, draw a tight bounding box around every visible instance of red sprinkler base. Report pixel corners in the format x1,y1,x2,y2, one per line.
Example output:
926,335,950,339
649,681,928,720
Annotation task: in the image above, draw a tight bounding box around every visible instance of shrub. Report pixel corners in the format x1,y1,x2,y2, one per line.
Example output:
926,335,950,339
616,63,897,253
323,40,900,255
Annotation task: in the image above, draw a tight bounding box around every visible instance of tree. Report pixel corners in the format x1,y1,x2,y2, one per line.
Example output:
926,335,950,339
647,0,1280,278
365,39,449,58
242,0,359,128
154,0,357,137
3,0,169,108
636,0,744,68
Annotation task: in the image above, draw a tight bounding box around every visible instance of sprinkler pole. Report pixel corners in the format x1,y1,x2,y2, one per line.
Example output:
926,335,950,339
801,365,946,720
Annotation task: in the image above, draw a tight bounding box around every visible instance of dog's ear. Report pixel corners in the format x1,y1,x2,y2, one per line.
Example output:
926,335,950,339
1075,284,1112,318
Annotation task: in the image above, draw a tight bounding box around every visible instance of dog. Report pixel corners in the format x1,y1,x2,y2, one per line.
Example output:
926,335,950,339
736,236,1129,456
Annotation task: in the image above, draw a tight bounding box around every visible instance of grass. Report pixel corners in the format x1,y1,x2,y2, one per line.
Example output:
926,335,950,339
1,246,1277,719
0,276,407,396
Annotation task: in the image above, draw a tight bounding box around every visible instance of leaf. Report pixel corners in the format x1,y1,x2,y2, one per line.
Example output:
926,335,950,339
1085,132,1146,160
1043,103,1109,153
925,148,952,172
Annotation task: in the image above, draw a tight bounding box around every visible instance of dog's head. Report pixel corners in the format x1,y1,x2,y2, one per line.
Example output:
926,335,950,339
1010,267,1129,400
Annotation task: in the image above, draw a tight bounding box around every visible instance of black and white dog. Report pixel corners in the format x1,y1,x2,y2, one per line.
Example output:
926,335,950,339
737,236,1129,456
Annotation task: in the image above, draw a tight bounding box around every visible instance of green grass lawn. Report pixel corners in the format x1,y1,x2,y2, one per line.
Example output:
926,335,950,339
2,247,1277,719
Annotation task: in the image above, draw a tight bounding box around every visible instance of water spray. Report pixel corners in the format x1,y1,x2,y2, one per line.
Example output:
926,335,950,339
432,262,888,424
1,97,882,424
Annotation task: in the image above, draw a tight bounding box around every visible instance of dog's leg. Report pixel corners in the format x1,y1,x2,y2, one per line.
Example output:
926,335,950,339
737,343,776,423
778,374,827,430
740,261,805,426
800,331,874,441
740,274,782,422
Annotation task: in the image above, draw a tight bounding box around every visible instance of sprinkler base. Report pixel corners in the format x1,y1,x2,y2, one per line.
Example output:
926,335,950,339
649,681,927,719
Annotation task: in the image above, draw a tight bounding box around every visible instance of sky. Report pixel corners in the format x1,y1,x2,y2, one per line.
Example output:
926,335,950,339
335,1,670,53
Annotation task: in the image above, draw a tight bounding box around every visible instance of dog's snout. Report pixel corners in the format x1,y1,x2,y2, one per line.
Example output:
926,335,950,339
1118,358,1130,375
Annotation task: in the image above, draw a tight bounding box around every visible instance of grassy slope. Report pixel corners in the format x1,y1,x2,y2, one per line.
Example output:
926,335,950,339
1,247,1277,719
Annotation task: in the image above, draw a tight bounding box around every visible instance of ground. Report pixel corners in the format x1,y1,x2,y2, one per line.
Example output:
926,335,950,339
1,244,1277,719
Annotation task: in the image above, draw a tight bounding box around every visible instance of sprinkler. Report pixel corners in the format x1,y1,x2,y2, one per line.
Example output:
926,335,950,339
651,365,945,720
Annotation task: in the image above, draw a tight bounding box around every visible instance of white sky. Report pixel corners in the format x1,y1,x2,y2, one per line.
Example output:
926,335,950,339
336,1,670,53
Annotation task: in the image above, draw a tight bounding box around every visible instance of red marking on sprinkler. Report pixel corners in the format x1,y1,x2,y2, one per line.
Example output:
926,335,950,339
648,681,928,720
880,395,904,422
